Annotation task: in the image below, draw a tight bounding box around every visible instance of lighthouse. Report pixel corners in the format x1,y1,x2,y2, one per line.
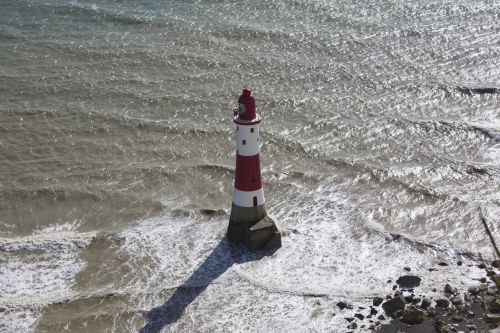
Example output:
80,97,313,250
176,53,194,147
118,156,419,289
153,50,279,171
227,89,281,251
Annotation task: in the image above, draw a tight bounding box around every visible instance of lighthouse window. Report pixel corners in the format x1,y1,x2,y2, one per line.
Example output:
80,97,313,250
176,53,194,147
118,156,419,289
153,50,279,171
253,196,257,207
237,126,239,131
242,140,246,145
250,128,254,133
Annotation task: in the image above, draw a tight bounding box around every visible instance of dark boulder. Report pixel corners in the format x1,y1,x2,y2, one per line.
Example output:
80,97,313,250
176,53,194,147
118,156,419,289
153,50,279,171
401,308,426,325
382,295,406,317
396,275,421,288
373,297,384,307
420,298,431,310
485,313,500,323
435,299,450,308
347,322,357,329
354,313,364,320
444,284,456,294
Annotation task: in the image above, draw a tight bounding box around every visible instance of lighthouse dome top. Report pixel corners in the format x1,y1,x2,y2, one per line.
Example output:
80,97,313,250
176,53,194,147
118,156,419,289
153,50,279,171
234,88,261,125
237,89,256,120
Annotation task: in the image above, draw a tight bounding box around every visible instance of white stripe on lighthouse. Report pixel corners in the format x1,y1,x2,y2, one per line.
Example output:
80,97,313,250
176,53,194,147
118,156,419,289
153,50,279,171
236,124,260,156
232,188,265,207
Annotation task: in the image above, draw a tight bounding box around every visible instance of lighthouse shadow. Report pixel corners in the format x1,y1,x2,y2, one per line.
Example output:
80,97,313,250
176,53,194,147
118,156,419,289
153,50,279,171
139,236,277,333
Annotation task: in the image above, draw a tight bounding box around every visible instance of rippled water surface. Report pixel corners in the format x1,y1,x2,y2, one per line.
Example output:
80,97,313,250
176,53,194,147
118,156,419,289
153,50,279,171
1,0,499,331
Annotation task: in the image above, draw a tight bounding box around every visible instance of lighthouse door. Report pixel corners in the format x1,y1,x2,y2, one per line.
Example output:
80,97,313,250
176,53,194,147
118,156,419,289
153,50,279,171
253,196,257,207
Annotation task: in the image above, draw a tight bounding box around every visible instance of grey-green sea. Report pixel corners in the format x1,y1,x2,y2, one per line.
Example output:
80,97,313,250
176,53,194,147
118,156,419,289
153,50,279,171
1,0,499,331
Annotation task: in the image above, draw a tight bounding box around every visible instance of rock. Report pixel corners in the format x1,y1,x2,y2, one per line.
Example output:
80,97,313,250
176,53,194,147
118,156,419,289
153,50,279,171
485,313,500,323
478,263,486,269
469,287,480,295
436,299,450,308
457,260,463,266
382,295,406,316
347,322,357,329
337,301,348,310
421,298,432,310
404,267,411,272
394,310,403,318
451,315,464,322
450,296,463,306
394,290,403,297
401,308,426,325
489,298,500,313
429,268,438,272
479,277,487,283
373,297,384,307
370,307,378,315
438,262,449,266
396,275,422,288
354,313,365,320
444,284,457,294
493,260,500,268
377,314,386,320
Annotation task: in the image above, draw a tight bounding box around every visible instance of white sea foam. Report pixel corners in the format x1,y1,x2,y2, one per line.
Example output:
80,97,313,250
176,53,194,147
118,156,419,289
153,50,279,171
0,224,90,332
115,179,487,332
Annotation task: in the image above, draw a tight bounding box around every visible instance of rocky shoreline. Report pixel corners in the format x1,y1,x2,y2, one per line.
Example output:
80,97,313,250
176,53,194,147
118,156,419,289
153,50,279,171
338,259,500,332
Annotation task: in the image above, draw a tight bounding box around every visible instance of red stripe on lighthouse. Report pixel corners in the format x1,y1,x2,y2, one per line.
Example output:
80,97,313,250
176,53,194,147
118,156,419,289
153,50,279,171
234,154,262,191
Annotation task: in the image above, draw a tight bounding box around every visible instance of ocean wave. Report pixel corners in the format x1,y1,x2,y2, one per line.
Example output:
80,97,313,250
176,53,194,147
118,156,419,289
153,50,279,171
457,86,499,96
0,232,96,252
0,187,103,203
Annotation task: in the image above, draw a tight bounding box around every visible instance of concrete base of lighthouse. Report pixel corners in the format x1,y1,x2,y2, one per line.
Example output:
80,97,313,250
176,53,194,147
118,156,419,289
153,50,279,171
227,203,281,251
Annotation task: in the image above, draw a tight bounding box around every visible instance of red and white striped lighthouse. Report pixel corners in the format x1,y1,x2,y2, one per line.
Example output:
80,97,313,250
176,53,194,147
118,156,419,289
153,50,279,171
227,89,281,250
